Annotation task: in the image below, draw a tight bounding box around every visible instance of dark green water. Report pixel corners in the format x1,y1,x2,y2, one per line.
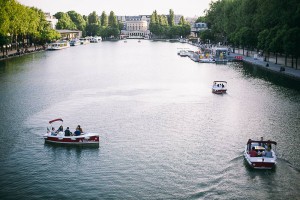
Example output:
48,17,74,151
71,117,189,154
0,41,299,199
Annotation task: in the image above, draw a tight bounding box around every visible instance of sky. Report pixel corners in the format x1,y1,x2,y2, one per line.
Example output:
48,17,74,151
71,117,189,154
18,0,212,18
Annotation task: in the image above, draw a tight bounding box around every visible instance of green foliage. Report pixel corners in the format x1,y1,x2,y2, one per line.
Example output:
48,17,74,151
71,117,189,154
67,11,86,31
56,12,76,30
195,16,206,23
168,9,175,26
86,24,100,36
150,10,190,38
100,11,108,27
108,11,118,28
204,0,300,58
178,16,186,25
88,11,100,25
0,0,61,48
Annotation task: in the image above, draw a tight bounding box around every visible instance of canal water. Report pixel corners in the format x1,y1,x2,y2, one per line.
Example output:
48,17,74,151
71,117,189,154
0,40,299,199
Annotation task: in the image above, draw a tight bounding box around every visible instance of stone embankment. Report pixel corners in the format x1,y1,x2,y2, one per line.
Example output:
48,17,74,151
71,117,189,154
0,46,45,61
230,51,300,81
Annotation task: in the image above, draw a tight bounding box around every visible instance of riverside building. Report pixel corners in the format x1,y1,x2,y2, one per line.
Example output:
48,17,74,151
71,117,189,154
118,15,151,39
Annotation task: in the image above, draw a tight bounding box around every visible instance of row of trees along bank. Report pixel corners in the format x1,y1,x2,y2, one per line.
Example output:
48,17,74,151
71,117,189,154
199,0,300,69
0,1,191,56
54,10,122,39
55,9,191,39
0,0,60,56
150,9,191,39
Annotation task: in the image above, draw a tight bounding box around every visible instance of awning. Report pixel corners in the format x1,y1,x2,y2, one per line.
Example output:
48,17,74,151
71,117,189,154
247,139,277,145
49,118,63,124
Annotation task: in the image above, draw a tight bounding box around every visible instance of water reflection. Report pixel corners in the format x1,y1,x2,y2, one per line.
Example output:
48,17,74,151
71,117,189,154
233,62,300,91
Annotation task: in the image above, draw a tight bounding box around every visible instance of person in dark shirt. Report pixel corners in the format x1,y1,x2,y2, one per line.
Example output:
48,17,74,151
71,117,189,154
249,147,257,157
64,127,71,136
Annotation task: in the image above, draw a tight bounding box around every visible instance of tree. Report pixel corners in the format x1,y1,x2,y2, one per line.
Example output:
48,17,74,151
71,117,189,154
195,16,206,23
168,9,175,26
100,11,108,27
284,27,300,68
178,16,186,25
86,24,100,36
56,12,76,30
88,11,99,25
67,11,86,31
108,11,118,28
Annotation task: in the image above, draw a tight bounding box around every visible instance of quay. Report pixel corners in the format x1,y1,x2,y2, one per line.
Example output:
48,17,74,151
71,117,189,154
0,46,45,61
229,52,300,81
188,42,300,81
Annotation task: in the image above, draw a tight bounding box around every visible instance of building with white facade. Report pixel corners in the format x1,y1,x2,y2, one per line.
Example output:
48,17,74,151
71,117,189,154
118,15,150,39
44,12,58,29
191,22,208,37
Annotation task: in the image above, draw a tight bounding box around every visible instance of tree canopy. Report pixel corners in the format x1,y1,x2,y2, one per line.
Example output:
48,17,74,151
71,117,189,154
203,0,300,67
149,10,190,39
0,0,60,52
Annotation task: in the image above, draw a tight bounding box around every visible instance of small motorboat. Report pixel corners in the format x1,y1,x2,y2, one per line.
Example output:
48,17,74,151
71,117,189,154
212,81,227,94
44,118,99,147
244,138,277,169
69,38,81,46
178,50,189,57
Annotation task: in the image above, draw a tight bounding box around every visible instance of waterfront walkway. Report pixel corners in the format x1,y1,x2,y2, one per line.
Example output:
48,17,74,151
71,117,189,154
0,46,45,61
230,51,300,80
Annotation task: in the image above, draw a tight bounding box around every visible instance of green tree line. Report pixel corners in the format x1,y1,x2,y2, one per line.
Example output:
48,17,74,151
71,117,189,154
201,0,300,68
149,9,191,39
54,10,121,39
0,0,60,55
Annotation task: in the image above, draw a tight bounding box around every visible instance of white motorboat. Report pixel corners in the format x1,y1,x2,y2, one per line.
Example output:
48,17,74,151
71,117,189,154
44,118,99,147
212,81,227,94
244,139,277,169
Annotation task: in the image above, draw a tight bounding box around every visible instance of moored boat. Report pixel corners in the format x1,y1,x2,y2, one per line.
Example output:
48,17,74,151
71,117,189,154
199,58,215,63
47,41,70,50
244,138,277,169
90,37,102,43
212,81,227,94
44,118,99,147
178,50,189,57
70,38,81,46
80,38,90,45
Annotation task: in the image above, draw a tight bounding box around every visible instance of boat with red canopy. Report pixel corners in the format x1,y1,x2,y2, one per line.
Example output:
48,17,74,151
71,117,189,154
44,118,99,147
244,138,277,169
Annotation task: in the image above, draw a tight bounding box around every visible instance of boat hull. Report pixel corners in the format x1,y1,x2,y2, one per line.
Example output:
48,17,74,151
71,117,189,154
44,134,99,146
212,89,227,94
243,147,276,169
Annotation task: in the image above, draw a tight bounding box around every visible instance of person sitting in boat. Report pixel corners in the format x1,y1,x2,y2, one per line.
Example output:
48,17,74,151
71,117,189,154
57,125,63,133
249,147,257,157
77,125,83,133
265,148,272,158
265,142,272,150
51,127,56,136
64,127,71,136
74,128,81,136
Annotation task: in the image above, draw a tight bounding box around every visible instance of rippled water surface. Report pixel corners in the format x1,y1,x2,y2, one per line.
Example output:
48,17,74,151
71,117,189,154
0,40,300,199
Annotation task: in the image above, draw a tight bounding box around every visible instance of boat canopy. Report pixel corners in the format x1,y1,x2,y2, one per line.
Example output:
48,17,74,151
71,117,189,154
213,81,227,84
49,118,63,124
247,139,277,145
